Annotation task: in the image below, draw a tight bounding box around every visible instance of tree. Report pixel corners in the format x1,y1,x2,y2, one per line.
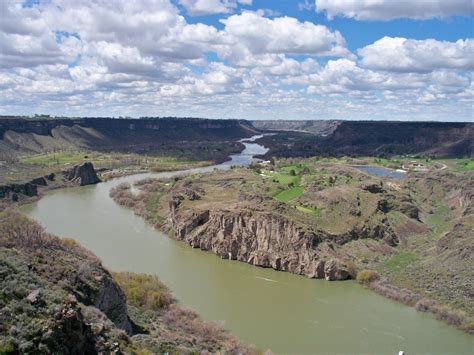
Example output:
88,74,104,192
290,169,296,176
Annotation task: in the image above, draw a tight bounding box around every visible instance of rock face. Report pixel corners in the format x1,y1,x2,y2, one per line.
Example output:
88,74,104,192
169,200,350,280
0,163,100,202
362,183,385,194
64,162,101,186
323,260,350,281
0,182,37,200
76,265,132,334
30,176,47,186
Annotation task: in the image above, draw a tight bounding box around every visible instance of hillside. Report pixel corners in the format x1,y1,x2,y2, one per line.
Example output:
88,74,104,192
254,121,473,158
0,117,257,157
0,117,258,185
0,210,252,353
252,120,340,136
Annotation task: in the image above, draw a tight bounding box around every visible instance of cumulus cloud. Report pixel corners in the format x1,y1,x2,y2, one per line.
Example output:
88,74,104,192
315,0,474,20
218,11,349,64
0,0,471,121
179,0,252,16
358,37,474,73
0,2,81,68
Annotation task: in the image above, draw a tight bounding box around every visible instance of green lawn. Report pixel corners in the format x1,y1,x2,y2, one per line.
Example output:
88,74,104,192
261,170,300,185
280,163,310,174
452,159,474,172
273,186,304,202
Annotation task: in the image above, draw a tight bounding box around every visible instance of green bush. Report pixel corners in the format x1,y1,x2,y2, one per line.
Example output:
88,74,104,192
114,272,173,311
356,269,380,284
0,339,17,354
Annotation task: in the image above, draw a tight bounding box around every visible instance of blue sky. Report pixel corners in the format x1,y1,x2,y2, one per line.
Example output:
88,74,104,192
0,0,472,121
181,1,472,48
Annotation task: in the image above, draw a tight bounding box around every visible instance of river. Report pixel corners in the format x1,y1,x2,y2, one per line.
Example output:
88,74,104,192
22,136,473,354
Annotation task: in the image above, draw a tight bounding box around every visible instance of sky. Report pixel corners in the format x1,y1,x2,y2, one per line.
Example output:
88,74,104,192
0,0,472,121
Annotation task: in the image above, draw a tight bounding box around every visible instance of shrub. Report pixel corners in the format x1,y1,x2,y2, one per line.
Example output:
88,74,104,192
356,269,380,284
346,261,358,279
415,298,467,327
61,237,78,249
113,272,173,311
0,339,17,354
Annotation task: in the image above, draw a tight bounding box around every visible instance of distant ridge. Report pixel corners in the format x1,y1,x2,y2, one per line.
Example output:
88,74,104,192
253,120,473,158
0,116,258,156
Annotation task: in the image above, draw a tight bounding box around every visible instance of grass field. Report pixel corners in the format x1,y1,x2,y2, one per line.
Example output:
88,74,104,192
450,159,474,172
0,150,210,184
273,186,304,202
20,151,91,165
381,250,419,273
261,169,300,185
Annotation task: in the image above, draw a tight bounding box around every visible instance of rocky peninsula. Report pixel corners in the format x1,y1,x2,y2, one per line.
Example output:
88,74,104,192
110,157,473,333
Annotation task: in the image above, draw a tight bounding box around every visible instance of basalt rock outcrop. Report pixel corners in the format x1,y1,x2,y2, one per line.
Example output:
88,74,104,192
169,206,390,280
0,163,100,202
168,198,356,280
64,162,101,186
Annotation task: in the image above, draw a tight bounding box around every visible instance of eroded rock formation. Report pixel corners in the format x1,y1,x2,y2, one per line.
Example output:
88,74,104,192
64,162,101,186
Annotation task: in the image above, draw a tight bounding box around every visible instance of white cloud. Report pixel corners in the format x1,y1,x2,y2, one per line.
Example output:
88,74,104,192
218,11,349,64
0,2,81,68
298,0,315,12
179,0,252,16
0,0,471,121
358,37,474,73
315,0,474,20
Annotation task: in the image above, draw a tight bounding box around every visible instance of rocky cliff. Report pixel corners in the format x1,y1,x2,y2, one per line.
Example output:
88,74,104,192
0,116,258,156
167,193,399,280
255,120,473,158
0,162,100,202
170,203,336,278
111,167,411,281
64,162,101,186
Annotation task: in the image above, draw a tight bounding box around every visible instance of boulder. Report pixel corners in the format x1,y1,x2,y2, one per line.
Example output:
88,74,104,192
64,162,101,186
26,289,41,304
361,184,385,194
324,260,350,281
0,183,38,200
30,177,47,186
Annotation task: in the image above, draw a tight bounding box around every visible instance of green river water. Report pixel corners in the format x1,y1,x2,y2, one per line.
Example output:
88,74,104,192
22,137,473,354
